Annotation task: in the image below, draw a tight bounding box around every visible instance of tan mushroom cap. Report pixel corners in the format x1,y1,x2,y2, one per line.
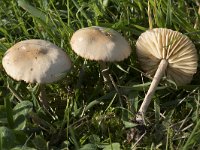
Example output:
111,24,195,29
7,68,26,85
2,39,72,83
136,28,198,85
70,26,131,61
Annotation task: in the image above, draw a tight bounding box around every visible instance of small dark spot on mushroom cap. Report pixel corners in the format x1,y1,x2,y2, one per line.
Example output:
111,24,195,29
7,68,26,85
39,48,48,55
30,68,33,71
105,32,112,37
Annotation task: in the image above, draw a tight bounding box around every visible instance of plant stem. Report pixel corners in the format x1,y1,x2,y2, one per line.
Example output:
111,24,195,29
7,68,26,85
99,61,113,89
76,60,87,88
38,84,50,109
136,59,168,123
38,84,58,120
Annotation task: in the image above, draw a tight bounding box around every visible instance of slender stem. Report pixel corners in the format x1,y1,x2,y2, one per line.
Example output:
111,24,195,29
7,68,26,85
38,84,50,109
99,61,113,89
136,59,168,123
38,84,58,120
76,59,87,88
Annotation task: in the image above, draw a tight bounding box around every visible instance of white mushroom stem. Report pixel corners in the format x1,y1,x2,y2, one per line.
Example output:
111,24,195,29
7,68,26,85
136,59,168,123
99,61,113,89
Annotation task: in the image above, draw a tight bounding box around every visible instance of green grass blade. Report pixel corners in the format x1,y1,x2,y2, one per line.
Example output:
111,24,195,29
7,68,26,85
182,120,200,150
4,98,14,128
17,0,47,22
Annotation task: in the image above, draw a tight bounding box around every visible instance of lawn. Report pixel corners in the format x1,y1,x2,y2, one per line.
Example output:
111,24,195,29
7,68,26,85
0,0,200,149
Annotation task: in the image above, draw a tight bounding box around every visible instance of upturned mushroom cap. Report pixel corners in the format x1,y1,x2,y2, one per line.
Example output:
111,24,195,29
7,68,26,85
2,39,72,83
70,26,131,61
136,28,198,85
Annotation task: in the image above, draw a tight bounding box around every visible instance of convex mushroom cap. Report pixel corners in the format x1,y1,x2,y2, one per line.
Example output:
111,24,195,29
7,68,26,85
136,28,198,85
70,26,131,61
2,39,72,83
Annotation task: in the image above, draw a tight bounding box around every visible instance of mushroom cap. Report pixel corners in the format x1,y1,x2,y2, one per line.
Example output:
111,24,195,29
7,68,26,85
136,28,198,85
70,26,131,61
2,39,72,83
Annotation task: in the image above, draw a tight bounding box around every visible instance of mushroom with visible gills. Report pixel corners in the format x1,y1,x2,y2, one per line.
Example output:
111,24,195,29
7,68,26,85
70,26,131,89
2,39,72,110
136,28,198,123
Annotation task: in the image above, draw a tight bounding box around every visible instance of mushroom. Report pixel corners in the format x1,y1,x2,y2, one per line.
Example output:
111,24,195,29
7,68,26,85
136,28,198,123
2,39,72,110
70,26,131,88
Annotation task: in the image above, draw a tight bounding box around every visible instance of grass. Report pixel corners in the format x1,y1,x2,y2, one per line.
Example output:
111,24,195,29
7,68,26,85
0,0,200,149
